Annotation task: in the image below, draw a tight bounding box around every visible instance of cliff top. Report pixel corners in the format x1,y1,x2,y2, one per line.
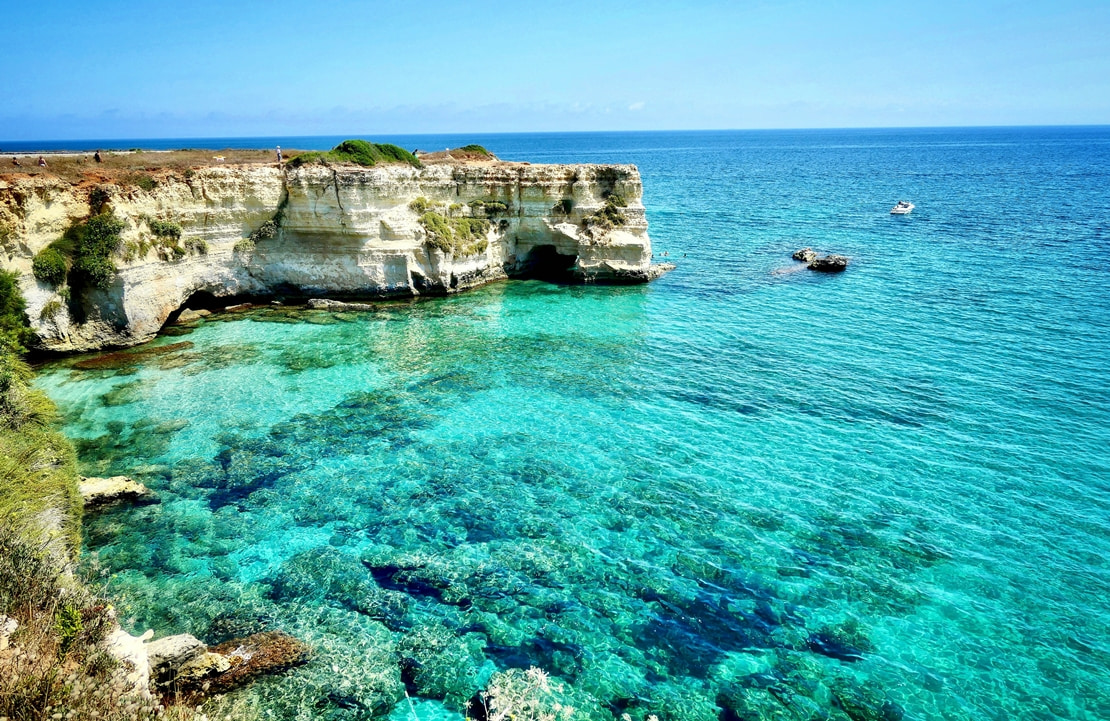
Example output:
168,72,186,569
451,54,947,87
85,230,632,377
0,143,519,186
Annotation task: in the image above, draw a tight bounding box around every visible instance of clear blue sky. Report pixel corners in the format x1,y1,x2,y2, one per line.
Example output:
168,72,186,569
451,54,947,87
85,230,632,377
2,0,1108,140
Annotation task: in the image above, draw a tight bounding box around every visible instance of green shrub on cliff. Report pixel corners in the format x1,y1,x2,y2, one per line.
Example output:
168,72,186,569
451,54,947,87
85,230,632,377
582,197,627,234
124,173,157,192
147,218,182,240
419,212,490,257
70,212,127,290
468,199,510,216
410,196,434,214
288,139,422,169
32,246,69,286
0,270,33,353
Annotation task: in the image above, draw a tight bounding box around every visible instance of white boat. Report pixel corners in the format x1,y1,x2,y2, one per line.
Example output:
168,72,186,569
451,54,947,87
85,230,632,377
890,200,914,215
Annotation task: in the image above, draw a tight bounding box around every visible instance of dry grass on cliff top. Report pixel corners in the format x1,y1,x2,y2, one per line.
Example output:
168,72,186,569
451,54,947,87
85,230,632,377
0,148,293,185
0,145,507,185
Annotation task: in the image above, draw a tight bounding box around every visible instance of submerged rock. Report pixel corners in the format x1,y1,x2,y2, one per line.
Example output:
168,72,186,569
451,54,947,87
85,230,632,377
80,475,155,508
198,631,311,696
806,631,866,662
175,308,211,324
308,297,377,310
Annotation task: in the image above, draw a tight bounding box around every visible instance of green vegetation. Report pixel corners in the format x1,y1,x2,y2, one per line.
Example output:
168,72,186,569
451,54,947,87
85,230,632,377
288,139,422,169
582,194,628,234
468,199,510,217
0,525,167,720
88,186,112,213
458,144,492,157
0,281,163,718
243,195,288,252
71,213,127,290
411,197,501,256
147,218,182,240
34,213,126,292
0,270,34,353
124,173,157,192
31,212,126,293
419,212,490,257
603,191,627,207
0,339,81,548
31,246,68,286
184,237,209,255
39,299,64,321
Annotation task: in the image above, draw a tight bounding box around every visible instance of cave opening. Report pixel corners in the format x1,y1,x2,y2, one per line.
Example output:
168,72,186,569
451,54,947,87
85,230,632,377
178,290,224,312
519,245,577,282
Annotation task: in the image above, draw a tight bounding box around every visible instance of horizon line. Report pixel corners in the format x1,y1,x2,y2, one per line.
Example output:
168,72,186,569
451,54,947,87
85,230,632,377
3,123,1109,149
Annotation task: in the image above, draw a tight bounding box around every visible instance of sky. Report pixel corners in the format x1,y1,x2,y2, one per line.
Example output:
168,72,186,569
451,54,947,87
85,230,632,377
1,0,1108,140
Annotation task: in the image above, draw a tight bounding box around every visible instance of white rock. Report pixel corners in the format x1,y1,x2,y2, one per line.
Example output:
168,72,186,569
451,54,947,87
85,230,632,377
79,476,152,507
146,633,206,685
106,627,152,695
0,615,17,651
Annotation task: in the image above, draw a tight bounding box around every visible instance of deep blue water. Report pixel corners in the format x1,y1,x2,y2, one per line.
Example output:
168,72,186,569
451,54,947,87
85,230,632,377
35,128,1110,721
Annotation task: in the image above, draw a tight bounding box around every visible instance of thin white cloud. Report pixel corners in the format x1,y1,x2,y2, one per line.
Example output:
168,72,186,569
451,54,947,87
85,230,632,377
628,101,646,111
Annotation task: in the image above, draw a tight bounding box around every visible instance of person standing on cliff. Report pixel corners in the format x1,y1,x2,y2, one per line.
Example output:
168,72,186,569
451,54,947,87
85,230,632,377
276,146,282,165
94,150,102,163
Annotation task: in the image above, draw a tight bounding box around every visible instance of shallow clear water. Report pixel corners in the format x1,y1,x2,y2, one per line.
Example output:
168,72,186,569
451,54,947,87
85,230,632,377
36,128,1110,721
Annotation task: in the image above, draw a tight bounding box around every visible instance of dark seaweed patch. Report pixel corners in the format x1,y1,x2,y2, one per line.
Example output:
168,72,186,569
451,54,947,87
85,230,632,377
72,341,194,370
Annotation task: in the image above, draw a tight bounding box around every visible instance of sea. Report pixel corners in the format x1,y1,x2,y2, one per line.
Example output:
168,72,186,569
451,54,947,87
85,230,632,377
31,128,1110,721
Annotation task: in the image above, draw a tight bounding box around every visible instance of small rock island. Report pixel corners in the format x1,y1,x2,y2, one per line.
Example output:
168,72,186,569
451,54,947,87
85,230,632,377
793,247,849,272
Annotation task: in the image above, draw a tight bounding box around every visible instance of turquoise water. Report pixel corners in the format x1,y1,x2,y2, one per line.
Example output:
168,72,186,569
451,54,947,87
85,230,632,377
35,128,1110,721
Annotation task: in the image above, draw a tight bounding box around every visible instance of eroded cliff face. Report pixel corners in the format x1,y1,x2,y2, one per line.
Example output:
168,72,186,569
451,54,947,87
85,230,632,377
0,161,661,352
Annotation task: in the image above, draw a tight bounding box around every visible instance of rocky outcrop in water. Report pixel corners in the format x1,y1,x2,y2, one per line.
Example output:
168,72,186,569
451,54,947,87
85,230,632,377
2,161,669,352
810,254,849,272
793,248,849,273
792,248,818,264
133,630,310,701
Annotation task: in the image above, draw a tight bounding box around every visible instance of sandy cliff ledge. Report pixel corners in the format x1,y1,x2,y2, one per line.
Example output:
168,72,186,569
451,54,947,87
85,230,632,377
0,159,665,352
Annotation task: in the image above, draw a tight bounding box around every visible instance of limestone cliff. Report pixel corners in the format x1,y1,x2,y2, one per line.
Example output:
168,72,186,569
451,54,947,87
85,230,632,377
0,161,664,352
